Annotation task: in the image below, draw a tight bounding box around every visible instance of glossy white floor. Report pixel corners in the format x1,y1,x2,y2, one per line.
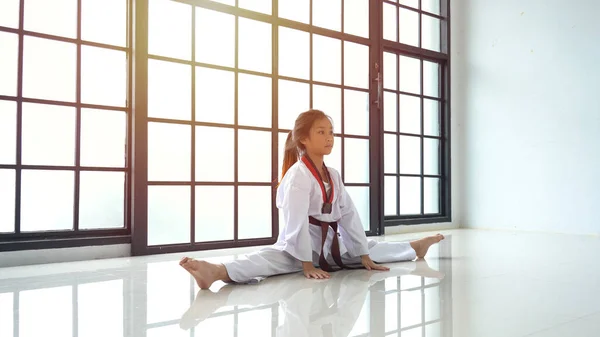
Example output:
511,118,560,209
1,229,599,337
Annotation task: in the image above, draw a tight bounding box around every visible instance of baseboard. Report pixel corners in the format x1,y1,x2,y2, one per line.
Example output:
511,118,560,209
384,222,459,235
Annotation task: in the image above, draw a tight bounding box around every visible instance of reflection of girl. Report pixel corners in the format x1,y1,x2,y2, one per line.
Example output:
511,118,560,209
180,110,444,289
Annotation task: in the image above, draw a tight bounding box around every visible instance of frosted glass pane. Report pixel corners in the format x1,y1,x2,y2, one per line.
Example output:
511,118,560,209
383,3,397,42
344,138,369,184
239,0,271,15
400,177,420,215
400,290,423,327
148,186,190,245
20,287,72,337
385,293,398,331
313,0,341,32
195,126,234,182
82,0,127,47
313,85,341,132
399,8,419,47
385,176,397,216
81,46,127,107
238,18,271,74
0,293,12,337
424,99,441,137
422,0,441,14
22,103,76,166
403,327,423,337
238,308,272,337
326,136,342,173
426,322,442,337
422,15,441,52
279,27,309,80
238,186,272,239
238,130,271,182
23,37,76,102
148,59,191,121
196,67,234,124
0,32,18,96
21,170,74,231
148,0,191,60
238,74,271,128
344,42,369,89
0,101,16,164
80,109,126,168
195,186,234,242
384,134,397,174
400,136,421,174
79,171,125,229
399,94,421,135
279,80,309,130
0,170,15,233
344,89,369,136
196,8,234,67
24,0,76,38
400,56,421,95
78,280,123,337
147,261,190,324
424,178,440,214
383,52,397,90
313,35,341,85
148,122,191,181
423,61,440,98
0,0,19,28
345,186,369,230
400,0,418,8
424,138,440,175
277,132,287,180
278,0,309,24
384,92,397,132
344,0,368,38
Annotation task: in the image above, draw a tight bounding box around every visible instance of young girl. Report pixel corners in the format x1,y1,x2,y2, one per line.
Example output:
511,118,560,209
180,110,444,289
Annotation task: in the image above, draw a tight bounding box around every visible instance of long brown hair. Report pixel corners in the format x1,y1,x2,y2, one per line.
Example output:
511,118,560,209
280,110,333,183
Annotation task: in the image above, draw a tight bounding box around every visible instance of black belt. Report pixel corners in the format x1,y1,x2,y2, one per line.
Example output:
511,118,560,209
308,216,361,272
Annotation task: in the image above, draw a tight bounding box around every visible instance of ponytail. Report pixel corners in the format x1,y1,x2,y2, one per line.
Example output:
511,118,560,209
280,131,299,184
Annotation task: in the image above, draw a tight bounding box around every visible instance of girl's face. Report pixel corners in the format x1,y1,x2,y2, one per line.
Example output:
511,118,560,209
301,118,334,157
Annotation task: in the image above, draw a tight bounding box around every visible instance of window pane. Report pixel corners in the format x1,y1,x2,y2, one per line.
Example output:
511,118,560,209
399,56,420,95
196,186,234,242
82,0,127,47
277,132,288,179
148,122,191,181
327,136,342,173
238,74,271,128
148,186,190,245
24,0,76,38
384,176,397,216
279,0,309,24
209,0,234,5
78,280,123,337
400,290,423,327
313,35,341,85
0,32,18,96
424,61,440,98
0,293,13,336
21,170,74,231
195,126,234,182
344,138,369,184
22,103,76,166
19,287,72,337
238,186,272,239
344,42,369,89
0,170,15,233
279,27,309,80
385,293,398,331
345,186,369,230
0,101,16,164
81,46,127,107
313,0,341,32
195,67,234,124
344,89,369,136
80,109,126,167
148,0,191,60
383,3,397,42
400,0,418,8
79,171,125,229
400,135,420,174
148,59,191,121
400,176,420,215
424,178,440,214
0,0,19,28
399,8,419,47
239,0,271,15
344,0,369,38
384,134,397,174
424,99,440,136
383,92,397,132
279,80,309,130
313,85,341,132
238,18,271,74
383,52,397,90
422,0,441,15
424,138,440,175
238,130,271,182
23,37,76,102
196,8,234,68
399,94,420,135
422,14,441,52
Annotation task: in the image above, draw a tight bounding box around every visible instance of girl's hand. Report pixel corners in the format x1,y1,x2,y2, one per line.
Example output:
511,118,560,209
361,255,390,271
302,262,330,279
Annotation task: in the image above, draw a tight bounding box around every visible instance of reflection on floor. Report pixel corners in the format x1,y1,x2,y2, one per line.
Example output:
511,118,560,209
1,229,600,337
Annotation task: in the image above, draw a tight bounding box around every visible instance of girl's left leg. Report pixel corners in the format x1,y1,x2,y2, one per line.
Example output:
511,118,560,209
341,234,445,265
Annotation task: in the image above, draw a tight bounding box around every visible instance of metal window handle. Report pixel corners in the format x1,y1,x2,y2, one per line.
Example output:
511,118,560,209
373,62,381,109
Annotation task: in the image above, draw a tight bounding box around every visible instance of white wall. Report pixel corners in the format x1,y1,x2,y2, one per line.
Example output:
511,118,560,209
456,0,600,235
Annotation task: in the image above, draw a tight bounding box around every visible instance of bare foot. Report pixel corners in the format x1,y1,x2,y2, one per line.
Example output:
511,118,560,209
179,257,228,290
410,234,445,258
411,258,445,279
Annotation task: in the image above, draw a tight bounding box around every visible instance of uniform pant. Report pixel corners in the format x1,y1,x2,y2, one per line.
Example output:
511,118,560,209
223,239,417,283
